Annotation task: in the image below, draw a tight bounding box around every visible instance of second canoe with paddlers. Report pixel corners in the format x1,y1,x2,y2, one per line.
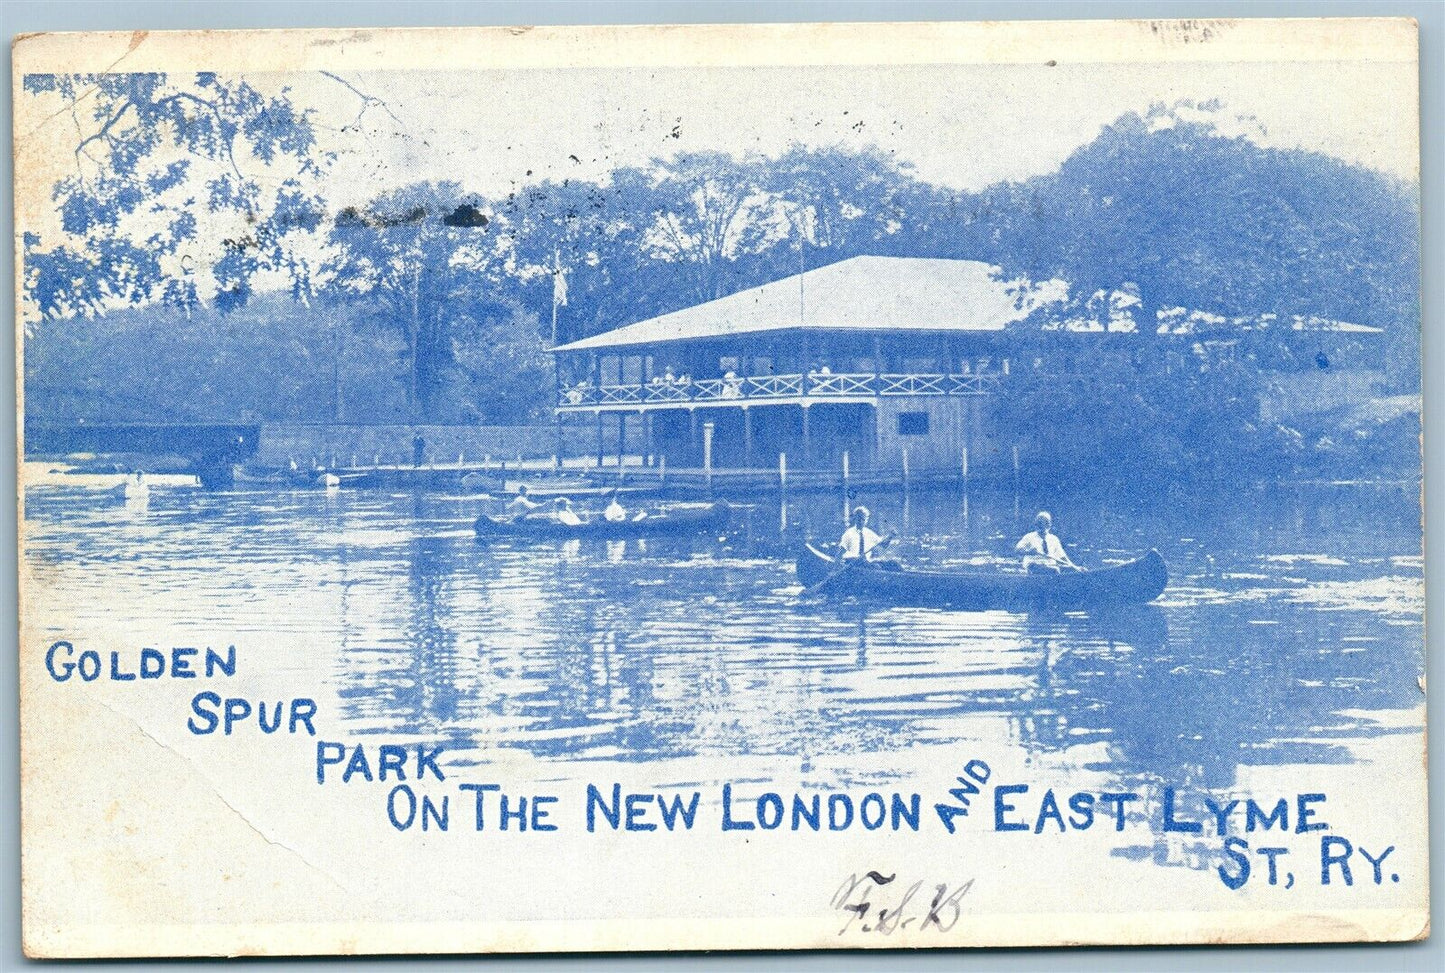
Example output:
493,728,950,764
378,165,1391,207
475,501,731,540
797,543,1168,610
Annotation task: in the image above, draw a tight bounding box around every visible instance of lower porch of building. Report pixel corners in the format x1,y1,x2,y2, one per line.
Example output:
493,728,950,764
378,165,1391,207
559,397,1010,479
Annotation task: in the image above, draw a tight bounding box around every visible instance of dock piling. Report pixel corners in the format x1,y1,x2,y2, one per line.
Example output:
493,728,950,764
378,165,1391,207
962,445,971,520
1012,443,1021,519
703,421,715,494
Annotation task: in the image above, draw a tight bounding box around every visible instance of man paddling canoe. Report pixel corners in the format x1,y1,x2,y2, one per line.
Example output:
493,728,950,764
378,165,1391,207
603,489,628,522
1015,511,1080,572
836,506,891,562
544,497,584,526
506,484,540,514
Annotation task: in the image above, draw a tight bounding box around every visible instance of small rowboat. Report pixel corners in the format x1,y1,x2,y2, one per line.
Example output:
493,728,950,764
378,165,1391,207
475,501,731,540
506,481,657,499
797,544,1168,609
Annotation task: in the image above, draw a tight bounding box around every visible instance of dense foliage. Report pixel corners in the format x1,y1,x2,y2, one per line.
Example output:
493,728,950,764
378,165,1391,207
22,78,1420,476
22,72,327,319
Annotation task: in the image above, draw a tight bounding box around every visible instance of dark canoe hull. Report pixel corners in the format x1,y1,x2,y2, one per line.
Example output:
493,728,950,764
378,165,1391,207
796,544,1168,609
475,501,731,540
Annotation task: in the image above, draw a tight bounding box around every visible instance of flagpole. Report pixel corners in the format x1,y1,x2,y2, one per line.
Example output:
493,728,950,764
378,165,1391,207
551,247,564,345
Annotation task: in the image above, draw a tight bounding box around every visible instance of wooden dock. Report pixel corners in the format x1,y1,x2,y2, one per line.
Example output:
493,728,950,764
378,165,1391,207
253,445,1006,496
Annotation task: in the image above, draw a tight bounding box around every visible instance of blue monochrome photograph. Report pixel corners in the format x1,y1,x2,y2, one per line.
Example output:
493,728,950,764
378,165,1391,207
13,18,1426,957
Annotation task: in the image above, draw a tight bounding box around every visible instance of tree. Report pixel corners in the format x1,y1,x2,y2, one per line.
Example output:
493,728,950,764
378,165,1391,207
496,176,653,343
764,145,916,253
451,296,552,424
20,72,330,321
326,181,510,419
23,295,408,423
981,102,1420,353
633,151,786,305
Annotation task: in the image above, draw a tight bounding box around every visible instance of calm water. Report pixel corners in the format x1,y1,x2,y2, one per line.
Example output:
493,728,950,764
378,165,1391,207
23,477,1424,795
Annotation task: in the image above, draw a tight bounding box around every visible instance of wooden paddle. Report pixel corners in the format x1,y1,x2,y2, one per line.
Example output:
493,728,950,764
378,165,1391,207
804,543,885,595
805,561,855,595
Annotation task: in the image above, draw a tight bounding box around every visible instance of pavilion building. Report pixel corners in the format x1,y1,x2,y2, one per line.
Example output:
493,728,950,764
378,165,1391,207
550,256,1068,475
549,254,1388,477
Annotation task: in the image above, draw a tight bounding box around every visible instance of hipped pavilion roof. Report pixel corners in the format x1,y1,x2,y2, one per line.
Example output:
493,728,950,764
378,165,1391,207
551,256,1069,354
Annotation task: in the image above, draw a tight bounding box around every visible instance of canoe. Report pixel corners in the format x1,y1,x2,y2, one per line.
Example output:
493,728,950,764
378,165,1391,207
796,544,1168,609
475,501,731,540
506,482,658,499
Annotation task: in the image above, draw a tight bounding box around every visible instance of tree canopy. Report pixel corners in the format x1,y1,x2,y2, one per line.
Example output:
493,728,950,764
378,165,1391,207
22,72,329,320
20,79,1421,425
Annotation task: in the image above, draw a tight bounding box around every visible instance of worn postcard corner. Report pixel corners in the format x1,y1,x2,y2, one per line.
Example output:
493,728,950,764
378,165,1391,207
13,16,1426,958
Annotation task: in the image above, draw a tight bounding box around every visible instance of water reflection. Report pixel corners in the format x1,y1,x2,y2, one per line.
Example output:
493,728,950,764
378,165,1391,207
22,480,1424,804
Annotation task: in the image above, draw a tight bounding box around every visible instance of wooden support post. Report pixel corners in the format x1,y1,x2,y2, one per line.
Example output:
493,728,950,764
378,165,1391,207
743,406,753,469
873,404,883,468
779,451,788,492
961,445,970,484
902,446,911,491
690,409,698,466
842,450,851,520
595,411,604,467
1012,443,1021,518
801,404,811,468
617,413,627,473
659,454,667,487
643,410,653,467
702,421,715,494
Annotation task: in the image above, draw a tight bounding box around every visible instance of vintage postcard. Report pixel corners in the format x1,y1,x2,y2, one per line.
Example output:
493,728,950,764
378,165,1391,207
14,18,1426,957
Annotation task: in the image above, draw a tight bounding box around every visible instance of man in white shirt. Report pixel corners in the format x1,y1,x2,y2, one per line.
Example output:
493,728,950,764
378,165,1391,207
506,484,540,514
1015,511,1078,571
551,497,583,526
837,506,888,562
603,490,627,522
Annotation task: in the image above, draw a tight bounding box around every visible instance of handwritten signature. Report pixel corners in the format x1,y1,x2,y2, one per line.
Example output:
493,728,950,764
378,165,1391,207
830,871,973,936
